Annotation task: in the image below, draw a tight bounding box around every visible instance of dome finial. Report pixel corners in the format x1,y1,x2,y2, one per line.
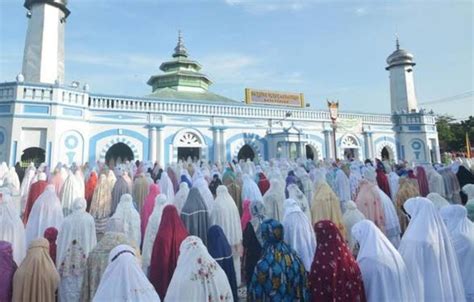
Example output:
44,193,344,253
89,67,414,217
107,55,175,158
395,34,400,50
173,30,188,58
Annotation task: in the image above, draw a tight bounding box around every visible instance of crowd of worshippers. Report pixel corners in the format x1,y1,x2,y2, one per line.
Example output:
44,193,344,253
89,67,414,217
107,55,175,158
0,156,474,302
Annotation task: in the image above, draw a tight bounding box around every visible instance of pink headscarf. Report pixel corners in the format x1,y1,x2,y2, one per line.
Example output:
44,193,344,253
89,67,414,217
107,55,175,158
141,184,161,240
241,199,252,230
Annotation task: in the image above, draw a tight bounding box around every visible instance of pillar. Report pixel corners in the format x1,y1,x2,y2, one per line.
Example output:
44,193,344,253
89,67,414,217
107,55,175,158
363,132,370,160
323,130,332,160
218,128,225,163
156,127,164,166
368,132,374,159
149,126,157,163
212,128,220,163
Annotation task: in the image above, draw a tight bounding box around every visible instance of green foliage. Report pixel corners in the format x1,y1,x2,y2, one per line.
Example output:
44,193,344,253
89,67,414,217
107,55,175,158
436,115,474,152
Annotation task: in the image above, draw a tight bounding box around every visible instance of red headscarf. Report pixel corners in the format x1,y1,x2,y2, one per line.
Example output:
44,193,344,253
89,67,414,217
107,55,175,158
85,171,98,212
140,183,160,241
241,199,252,230
309,220,366,302
415,166,429,197
43,227,58,263
376,169,391,198
258,173,270,195
149,204,188,300
23,179,48,224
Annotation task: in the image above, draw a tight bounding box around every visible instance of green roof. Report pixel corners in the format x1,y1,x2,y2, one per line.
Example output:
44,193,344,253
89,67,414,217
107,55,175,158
147,87,241,104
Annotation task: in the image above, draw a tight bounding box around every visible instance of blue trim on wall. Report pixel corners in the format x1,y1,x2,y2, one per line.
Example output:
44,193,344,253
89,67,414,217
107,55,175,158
373,136,396,145
408,125,421,131
0,105,10,113
225,133,267,161
24,105,49,114
88,129,149,164
204,135,213,162
63,107,83,117
306,134,326,158
11,141,18,166
47,142,52,165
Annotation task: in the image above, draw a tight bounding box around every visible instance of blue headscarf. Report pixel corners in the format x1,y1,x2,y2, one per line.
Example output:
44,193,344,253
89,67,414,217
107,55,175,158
207,225,238,301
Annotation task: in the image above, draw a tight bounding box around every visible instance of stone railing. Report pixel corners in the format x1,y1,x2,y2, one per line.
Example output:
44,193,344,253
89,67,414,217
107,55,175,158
88,95,393,124
0,82,393,124
0,82,88,107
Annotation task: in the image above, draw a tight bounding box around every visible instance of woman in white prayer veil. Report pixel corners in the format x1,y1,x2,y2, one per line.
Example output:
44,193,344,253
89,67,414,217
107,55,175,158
93,244,160,302
287,183,312,222
388,171,400,200
263,178,286,222
90,174,112,237
282,198,316,272
241,174,263,202
61,170,84,216
334,168,351,209
25,184,64,247
193,174,215,214
4,167,21,215
342,200,365,253
399,197,466,301
0,190,26,264
56,197,97,267
427,192,450,210
172,182,189,214
74,169,85,195
111,194,141,247
142,194,168,274
352,219,416,302
439,205,474,301
295,167,313,203
0,161,8,179
164,236,233,302
159,171,175,200
19,163,36,214
349,163,362,200
211,185,243,285
426,165,447,197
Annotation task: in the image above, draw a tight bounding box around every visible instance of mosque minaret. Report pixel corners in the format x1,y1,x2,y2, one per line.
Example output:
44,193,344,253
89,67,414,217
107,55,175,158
386,38,418,114
21,0,69,84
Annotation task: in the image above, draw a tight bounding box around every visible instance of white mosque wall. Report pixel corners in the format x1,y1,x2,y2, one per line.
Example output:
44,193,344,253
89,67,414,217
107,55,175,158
0,82,440,166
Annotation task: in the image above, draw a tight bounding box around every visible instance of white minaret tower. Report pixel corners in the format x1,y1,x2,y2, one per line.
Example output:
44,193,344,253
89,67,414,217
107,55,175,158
386,38,418,113
22,0,70,84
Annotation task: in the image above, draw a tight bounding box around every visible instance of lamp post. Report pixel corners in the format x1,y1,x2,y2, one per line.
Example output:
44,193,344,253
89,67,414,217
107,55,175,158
327,100,339,160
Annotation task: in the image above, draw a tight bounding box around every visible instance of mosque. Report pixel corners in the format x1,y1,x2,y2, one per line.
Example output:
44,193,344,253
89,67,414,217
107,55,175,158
0,0,440,168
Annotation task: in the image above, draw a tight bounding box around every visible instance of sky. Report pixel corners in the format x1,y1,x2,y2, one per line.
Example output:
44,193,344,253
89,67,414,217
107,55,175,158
0,0,472,119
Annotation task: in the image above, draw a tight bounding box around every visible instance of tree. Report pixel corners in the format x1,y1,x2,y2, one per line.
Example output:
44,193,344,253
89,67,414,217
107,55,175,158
436,115,474,153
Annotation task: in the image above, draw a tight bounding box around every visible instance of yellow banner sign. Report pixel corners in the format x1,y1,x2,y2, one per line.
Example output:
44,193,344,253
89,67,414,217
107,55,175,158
245,88,304,107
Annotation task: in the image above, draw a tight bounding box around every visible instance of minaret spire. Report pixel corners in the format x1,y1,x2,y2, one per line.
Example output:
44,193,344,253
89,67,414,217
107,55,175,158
395,34,400,50
173,30,188,58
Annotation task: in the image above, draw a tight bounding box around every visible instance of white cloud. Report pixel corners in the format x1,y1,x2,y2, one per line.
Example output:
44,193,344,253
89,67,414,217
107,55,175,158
354,7,368,16
224,0,308,13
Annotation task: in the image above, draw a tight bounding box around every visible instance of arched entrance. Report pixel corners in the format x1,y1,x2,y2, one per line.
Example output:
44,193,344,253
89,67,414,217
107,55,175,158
21,147,45,167
237,144,255,161
381,147,390,160
105,142,134,167
340,135,360,160
175,132,204,162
